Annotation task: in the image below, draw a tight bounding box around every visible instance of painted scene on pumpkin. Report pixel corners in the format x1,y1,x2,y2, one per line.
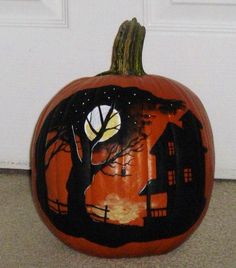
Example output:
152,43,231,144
36,85,206,246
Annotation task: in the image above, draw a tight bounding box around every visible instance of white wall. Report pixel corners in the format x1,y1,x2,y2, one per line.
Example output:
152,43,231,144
0,0,235,179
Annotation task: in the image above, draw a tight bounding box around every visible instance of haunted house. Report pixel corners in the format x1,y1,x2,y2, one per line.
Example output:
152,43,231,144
139,110,207,232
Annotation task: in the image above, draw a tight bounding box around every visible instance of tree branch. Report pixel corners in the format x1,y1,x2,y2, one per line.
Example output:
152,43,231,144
45,141,68,169
101,169,132,177
71,124,82,163
109,157,134,167
45,127,67,150
86,118,98,135
91,103,116,148
92,135,145,174
104,124,121,132
109,111,119,120
98,105,104,125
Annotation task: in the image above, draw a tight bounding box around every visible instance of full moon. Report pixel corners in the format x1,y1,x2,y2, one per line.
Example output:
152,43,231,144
84,105,121,142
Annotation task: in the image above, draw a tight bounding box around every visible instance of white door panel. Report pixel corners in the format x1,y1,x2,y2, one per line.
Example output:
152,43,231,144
0,0,235,179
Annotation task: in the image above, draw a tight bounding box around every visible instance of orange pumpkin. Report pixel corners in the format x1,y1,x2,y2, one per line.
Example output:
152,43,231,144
31,18,214,257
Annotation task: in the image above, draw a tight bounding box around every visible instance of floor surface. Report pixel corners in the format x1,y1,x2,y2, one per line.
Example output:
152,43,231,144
0,173,235,268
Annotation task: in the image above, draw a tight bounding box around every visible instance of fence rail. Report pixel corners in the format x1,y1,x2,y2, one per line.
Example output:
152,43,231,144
86,204,110,223
48,198,67,214
47,199,110,222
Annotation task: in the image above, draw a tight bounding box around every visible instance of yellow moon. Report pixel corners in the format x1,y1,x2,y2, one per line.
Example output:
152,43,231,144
84,105,121,142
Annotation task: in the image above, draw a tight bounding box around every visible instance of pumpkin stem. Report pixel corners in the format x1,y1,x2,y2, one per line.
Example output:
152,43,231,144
98,18,146,76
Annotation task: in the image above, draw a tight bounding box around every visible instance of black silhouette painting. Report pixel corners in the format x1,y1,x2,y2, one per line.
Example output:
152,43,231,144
35,85,207,247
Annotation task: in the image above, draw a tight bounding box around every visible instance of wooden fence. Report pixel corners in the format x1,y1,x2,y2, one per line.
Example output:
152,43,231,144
48,198,68,214
86,204,110,223
47,199,110,223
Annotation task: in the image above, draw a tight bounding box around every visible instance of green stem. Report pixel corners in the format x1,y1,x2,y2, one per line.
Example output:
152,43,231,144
98,18,146,76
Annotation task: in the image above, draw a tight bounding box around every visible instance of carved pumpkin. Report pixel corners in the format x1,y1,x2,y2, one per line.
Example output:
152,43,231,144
31,18,214,257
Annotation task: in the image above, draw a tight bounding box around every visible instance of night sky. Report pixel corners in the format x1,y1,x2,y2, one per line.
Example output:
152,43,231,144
49,85,184,149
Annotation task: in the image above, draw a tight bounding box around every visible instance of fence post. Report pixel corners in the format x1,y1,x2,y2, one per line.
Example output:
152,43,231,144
104,205,108,223
56,199,61,214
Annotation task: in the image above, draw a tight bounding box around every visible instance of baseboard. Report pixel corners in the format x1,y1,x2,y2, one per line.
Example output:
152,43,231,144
0,168,30,175
0,161,29,170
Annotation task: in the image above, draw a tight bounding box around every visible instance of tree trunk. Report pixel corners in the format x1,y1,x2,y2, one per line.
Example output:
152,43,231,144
66,164,92,224
66,125,93,224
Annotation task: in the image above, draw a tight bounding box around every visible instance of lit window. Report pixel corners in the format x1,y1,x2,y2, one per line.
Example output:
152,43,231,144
168,141,175,156
159,210,164,217
184,168,192,183
168,170,176,186
152,209,167,217
158,209,167,217
163,210,167,216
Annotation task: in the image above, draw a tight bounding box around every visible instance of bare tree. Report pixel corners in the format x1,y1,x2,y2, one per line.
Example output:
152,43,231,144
36,86,185,224
44,126,80,169
62,103,147,221
96,136,145,177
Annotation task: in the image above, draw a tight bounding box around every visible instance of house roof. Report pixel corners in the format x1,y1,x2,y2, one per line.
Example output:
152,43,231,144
139,178,166,195
179,110,203,129
150,122,182,155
